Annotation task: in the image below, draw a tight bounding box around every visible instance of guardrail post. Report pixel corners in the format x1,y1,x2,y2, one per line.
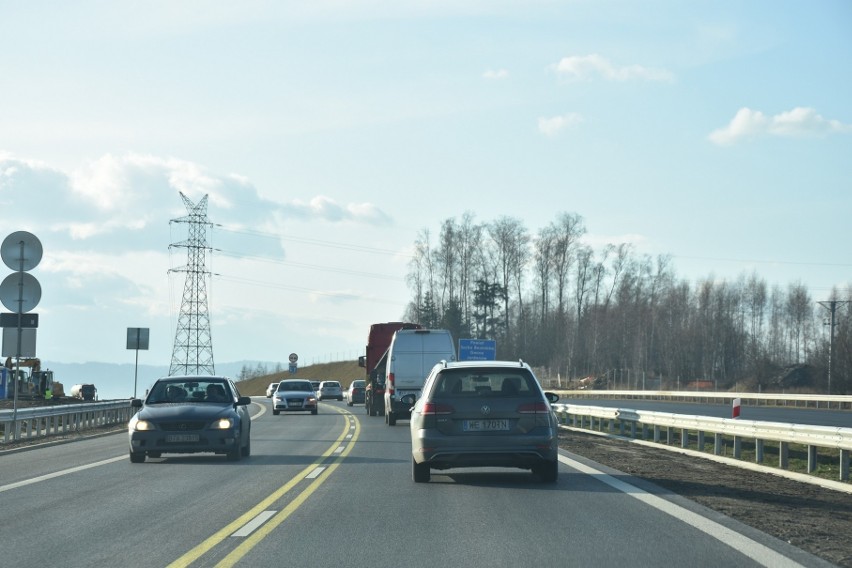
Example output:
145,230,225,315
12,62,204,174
733,436,742,459
807,446,817,473
666,427,673,445
653,425,660,443
779,442,789,469
714,433,723,456
841,450,850,482
756,439,764,464
697,431,705,452
681,429,689,449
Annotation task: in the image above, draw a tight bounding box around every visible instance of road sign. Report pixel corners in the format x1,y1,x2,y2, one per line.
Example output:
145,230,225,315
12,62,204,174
459,339,496,361
0,313,38,328
289,363,297,374
126,327,150,350
289,353,298,363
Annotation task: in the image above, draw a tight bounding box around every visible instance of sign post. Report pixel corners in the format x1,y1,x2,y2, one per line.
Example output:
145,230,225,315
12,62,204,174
289,352,298,374
127,327,150,398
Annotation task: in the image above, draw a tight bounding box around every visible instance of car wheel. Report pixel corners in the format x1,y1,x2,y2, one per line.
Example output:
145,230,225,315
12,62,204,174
311,408,318,415
241,436,251,458
536,460,559,483
412,457,430,483
273,409,280,415
227,438,242,461
129,450,146,463
347,400,353,407
387,411,396,426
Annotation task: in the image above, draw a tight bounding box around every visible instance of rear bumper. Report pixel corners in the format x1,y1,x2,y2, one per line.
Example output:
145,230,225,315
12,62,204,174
412,431,558,470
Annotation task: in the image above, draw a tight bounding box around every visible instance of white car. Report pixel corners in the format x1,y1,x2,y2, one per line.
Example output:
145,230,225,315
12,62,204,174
265,382,278,398
317,380,343,401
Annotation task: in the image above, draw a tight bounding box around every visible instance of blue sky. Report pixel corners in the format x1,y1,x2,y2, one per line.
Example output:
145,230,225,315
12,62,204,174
0,1,849,392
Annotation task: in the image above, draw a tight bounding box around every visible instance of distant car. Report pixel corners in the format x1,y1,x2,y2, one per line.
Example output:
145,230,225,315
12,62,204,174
310,381,321,393
317,380,343,401
407,360,560,483
346,380,366,406
273,379,318,415
265,382,278,398
128,375,252,463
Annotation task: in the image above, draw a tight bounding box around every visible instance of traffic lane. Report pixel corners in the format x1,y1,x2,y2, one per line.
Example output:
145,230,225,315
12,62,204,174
236,413,799,568
561,398,851,427
0,403,353,568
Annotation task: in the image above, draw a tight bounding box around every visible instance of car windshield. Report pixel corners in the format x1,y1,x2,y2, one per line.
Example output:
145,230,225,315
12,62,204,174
432,369,538,398
147,380,231,403
278,381,313,392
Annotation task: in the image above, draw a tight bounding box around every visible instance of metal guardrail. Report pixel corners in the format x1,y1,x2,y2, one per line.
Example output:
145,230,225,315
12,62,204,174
0,401,135,444
553,390,852,410
553,403,852,483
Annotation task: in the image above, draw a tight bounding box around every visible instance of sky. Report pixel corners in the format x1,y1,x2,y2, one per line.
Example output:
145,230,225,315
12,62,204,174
0,1,850,384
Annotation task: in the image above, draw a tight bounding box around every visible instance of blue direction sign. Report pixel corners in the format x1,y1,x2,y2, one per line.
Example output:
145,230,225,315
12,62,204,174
458,339,496,361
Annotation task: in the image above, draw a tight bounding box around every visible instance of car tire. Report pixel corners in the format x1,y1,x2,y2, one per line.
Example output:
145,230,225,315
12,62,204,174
311,408,318,415
536,460,558,483
273,409,280,415
241,436,251,458
129,450,146,463
412,457,430,483
347,400,353,407
387,411,396,426
227,439,242,461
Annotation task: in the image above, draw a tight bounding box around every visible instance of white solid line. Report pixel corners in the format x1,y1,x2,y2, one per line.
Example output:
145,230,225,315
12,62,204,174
333,446,344,454
231,510,277,537
306,466,326,479
559,455,804,568
0,455,127,493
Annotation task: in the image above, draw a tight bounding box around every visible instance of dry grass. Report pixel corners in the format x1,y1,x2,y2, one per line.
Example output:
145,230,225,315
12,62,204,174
236,360,364,396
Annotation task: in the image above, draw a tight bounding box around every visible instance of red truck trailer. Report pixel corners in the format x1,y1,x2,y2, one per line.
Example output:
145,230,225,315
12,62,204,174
358,322,421,416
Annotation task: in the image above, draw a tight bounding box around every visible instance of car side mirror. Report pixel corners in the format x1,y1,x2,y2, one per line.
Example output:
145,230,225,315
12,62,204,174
237,396,251,406
131,398,143,408
544,392,559,404
399,394,416,406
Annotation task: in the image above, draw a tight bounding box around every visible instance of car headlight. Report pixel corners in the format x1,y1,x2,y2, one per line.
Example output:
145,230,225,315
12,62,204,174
212,417,234,429
133,419,155,431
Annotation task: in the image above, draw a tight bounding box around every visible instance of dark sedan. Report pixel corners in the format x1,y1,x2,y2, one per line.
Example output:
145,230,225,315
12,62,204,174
128,375,252,463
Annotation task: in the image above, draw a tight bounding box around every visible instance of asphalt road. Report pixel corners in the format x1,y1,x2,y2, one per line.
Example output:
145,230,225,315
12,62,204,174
0,398,832,568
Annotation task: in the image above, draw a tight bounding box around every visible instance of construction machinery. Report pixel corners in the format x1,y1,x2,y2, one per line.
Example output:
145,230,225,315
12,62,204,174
3,357,64,399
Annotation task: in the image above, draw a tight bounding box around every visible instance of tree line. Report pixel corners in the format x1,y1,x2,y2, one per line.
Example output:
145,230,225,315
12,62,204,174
403,212,851,394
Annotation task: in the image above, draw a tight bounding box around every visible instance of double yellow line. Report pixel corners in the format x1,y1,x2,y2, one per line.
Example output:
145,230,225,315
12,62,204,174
168,407,360,568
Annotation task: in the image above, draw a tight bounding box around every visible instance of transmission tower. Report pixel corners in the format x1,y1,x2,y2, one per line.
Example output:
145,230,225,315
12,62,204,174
168,192,215,376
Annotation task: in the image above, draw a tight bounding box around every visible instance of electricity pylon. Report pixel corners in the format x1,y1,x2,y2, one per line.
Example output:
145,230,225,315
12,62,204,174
168,192,215,376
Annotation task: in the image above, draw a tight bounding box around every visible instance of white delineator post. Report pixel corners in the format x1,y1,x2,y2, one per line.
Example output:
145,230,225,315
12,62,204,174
732,397,741,419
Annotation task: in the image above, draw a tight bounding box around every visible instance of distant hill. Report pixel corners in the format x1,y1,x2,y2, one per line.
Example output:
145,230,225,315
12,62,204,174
236,360,364,397
32,360,361,400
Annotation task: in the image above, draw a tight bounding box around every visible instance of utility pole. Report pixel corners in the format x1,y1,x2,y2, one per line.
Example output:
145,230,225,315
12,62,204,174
818,300,849,395
169,193,215,376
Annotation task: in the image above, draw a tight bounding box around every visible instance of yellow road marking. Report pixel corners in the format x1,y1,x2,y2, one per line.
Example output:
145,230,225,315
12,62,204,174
167,407,359,568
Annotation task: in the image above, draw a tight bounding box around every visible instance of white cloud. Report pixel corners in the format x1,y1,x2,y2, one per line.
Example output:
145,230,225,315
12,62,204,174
551,54,674,83
708,107,852,145
483,69,509,80
279,195,392,224
538,113,583,137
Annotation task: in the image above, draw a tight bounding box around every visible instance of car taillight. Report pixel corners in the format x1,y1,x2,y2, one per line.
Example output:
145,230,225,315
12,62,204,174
388,373,395,395
422,402,454,415
517,402,549,414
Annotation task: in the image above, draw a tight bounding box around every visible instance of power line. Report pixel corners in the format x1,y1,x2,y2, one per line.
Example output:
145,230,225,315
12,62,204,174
211,249,404,281
212,273,408,307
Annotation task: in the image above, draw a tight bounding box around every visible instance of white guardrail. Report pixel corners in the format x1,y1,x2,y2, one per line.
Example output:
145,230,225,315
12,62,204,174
0,401,135,444
553,389,852,410
552,403,852,483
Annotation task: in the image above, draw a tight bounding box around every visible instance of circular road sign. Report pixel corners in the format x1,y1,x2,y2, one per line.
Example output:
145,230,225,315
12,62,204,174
289,353,298,363
0,272,42,313
1,231,43,271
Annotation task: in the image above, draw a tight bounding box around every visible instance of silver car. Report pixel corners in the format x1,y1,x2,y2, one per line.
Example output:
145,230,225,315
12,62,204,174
317,380,343,401
407,360,560,483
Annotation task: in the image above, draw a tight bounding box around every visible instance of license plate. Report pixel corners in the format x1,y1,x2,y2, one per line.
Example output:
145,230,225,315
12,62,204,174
463,419,510,432
289,401,302,407
166,434,199,443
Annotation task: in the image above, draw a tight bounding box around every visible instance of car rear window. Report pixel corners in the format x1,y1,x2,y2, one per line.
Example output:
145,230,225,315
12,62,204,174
324,382,340,388
432,369,538,398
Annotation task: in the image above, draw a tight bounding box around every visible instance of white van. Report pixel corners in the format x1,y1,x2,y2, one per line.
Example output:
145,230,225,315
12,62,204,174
384,328,455,426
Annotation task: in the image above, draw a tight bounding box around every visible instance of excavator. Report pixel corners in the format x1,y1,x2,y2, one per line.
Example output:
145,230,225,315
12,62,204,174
3,357,64,399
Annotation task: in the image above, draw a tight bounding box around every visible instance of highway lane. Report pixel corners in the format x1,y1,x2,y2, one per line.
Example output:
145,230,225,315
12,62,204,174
560,397,852,427
0,398,829,568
